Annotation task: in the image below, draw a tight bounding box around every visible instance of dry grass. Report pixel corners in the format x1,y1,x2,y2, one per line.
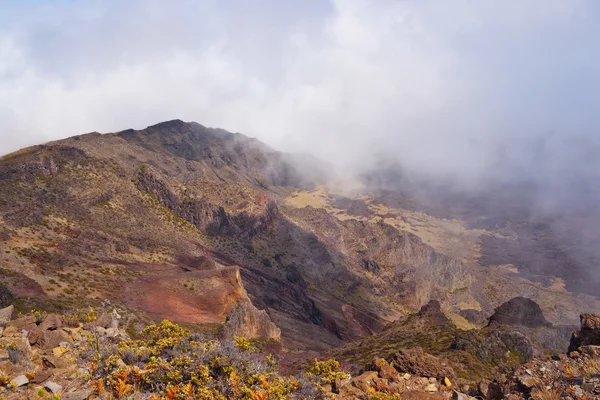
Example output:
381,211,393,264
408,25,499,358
531,386,561,400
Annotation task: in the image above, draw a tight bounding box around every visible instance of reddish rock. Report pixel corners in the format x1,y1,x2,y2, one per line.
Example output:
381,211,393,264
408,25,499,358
31,370,52,383
40,314,64,331
373,357,401,382
390,347,455,379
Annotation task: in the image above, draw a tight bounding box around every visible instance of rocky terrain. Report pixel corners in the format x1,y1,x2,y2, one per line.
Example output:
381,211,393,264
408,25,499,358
0,119,599,398
0,300,598,399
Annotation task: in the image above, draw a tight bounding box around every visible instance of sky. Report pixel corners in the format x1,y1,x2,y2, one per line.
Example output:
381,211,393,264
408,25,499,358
1,0,600,186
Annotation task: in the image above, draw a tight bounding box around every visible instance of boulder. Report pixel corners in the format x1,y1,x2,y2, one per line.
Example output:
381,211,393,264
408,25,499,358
390,347,455,379
352,371,379,392
0,305,14,322
109,309,121,329
569,313,600,352
221,302,281,341
31,370,52,383
44,381,63,394
39,329,71,350
488,297,551,328
12,374,29,387
418,300,450,324
332,375,351,393
40,314,64,331
373,357,401,382
62,389,93,400
8,315,37,331
580,345,600,358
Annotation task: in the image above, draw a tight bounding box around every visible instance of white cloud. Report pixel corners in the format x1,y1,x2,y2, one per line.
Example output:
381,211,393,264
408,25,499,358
0,0,599,187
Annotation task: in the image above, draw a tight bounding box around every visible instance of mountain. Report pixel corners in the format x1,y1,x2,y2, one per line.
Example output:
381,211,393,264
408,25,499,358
1,120,600,398
0,120,599,353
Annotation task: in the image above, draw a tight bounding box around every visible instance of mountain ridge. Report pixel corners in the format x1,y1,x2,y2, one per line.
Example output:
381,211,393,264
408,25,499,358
1,120,599,354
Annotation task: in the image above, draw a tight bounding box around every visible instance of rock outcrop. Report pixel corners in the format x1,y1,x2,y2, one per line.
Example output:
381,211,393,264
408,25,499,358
389,347,455,379
568,312,600,352
488,297,551,328
221,302,281,341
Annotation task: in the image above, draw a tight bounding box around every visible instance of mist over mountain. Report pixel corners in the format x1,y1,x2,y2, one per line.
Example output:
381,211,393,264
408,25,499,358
2,2,600,398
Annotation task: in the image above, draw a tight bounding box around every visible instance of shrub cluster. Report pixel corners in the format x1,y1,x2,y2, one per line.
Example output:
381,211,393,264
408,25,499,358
81,320,321,399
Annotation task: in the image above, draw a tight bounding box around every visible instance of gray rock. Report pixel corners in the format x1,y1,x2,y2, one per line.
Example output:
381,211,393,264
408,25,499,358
582,382,596,392
62,389,93,400
0,305,14,322
44,381,62,394
453,392,477,400
109,309,121,329
12,375,29,387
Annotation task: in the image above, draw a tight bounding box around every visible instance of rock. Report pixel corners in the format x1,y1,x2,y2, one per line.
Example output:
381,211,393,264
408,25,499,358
339,384,363,397
333,375,351,393
518,375,539,389
352,371,379,391
42,357,56,369
2,326,18,336
92,313,112,329
580,345,600,358
105,327,119,338
52,347,67,357
42,355,70,369
63,327,83,342
221,302,281,341
403,373,411,380
373,357,400,382
425,383,438,392
390,347,455,379
582,382,596,392
11,375,29,387
44,381,62,394
109,309,121,329
486,382,504,400
478,381,489,397
8,315,37,331
28,325,44,345
488,297,551,328
31,370,52,383
570,313,600,352
417,300,450,324
453,392,477,400
40,329,71,350
569,351,581,358
62,389,93,400
40,314,64,331
459,309,488,326
0,305,14,322
373,377,392,393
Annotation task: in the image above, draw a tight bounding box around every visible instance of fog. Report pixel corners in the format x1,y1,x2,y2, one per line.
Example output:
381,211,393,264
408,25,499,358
1,0,599,184
2,1,600,290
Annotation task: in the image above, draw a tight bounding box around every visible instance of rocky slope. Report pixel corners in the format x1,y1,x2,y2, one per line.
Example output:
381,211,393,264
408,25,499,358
0,303,597,399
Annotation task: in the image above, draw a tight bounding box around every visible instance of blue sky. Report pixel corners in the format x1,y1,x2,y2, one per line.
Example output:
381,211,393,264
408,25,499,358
1,0,600,185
